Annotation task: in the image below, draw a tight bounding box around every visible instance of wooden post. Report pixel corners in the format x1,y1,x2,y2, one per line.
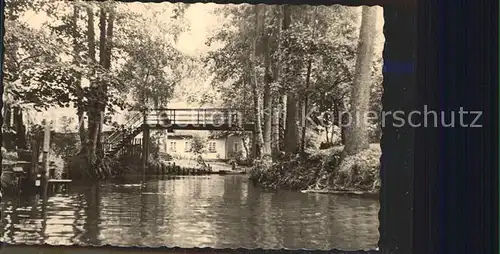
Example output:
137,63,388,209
165,130,169,154
203,109,206,127
42,121,51,172
29,139,38,189
141,125,150,174
251,130,257,160
197,110,200,125
41,120,51,194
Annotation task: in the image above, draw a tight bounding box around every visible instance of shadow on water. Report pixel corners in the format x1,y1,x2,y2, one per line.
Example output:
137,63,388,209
0,175,379,250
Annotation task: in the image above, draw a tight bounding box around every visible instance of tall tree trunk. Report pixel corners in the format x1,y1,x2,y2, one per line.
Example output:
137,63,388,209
297,98,303,145
94,7,107,156
104,7,114,69
261,8,272,157
251,5,265,159
333,98,347,145
343,6,378,156
277,6,287,151
340,122,347,145
241,135,250,161
13,107,26,149
299,7,318,152
270,89,280,157
98,8,107,66
86,5,98,159
282,5,299,154
73,5,86,145
300,58,313,152
325,127,330,144
279,94,286,151
271,6,282,158
242,71,252,160
3,107,14,150
96,5,114,156
4,106,11,128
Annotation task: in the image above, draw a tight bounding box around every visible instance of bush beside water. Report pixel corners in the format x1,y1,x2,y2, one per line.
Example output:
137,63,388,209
66,152,220,180
249,144,381,193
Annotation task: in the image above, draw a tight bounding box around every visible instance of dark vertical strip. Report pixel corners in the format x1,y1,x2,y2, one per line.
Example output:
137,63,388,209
413,0,439,253
379,4,416,253
436,0,498,253
462,0,498,252
437,0,449,252
496,1,499,252
0,0,4,187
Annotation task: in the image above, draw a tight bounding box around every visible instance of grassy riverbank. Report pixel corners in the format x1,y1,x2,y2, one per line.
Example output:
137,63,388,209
66,153,245,180
249,144,381,195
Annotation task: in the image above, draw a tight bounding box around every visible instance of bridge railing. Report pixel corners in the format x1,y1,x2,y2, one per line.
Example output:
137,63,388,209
102,108,254,155
104,111,143,145
144,108,248,128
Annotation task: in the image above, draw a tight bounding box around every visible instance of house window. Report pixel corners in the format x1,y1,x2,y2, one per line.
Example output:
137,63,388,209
233,142,239,152
185,141,191,152
208,141,216,153
170,142,177,152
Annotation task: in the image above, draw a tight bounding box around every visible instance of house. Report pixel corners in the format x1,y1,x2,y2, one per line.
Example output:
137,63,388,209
155,130,246,161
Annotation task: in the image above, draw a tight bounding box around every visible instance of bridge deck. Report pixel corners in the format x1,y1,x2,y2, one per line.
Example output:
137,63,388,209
142,108,255,131
103,108,256,155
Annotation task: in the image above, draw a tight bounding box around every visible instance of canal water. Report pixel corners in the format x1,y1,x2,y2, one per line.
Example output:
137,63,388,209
0,175,379,250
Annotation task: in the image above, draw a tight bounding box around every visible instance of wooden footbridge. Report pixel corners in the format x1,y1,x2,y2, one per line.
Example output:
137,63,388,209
102,108,255,166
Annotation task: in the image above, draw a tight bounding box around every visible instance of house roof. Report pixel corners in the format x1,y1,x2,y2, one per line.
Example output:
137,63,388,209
167,134,225,140
167,135,194,139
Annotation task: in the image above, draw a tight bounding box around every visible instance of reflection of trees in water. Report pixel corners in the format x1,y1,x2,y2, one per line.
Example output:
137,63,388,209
161,175,247,248
276,193,303,248
139,180,160,245
40,194,49,244
79,184,101,245
29,195,44,244
259,192,280,247
190,176,234,247
70,193,84,244
240,185,310,249
219,185,380,250
299,194,324,247
0,177,380,249
1,198,20,243
243,181,262,247
168,176,219,247
139,184,146,241
220,176,245,246
2,193,87,245
0,196,44,244
270,191,290,248
4,195,45,244
320,195,333,248
92,183,142,246
236,178,249,245
156,178,175,246
323,197,379,250
192,177,202,199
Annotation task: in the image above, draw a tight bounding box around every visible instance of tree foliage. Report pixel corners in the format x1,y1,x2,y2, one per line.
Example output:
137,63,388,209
203,4,379,157
4,0,192,178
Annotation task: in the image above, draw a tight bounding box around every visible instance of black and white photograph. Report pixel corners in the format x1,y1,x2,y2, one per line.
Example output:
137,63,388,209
1,0,387,251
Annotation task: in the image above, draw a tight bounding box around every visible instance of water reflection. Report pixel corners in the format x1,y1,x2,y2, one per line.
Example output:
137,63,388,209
0,175,379,250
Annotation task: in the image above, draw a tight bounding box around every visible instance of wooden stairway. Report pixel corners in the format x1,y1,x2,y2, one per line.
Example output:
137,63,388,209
101,107,254,158
103,112,144,158
104,126,143,157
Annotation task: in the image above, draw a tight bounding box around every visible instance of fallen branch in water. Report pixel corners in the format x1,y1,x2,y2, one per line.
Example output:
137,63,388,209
301,188,379,198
